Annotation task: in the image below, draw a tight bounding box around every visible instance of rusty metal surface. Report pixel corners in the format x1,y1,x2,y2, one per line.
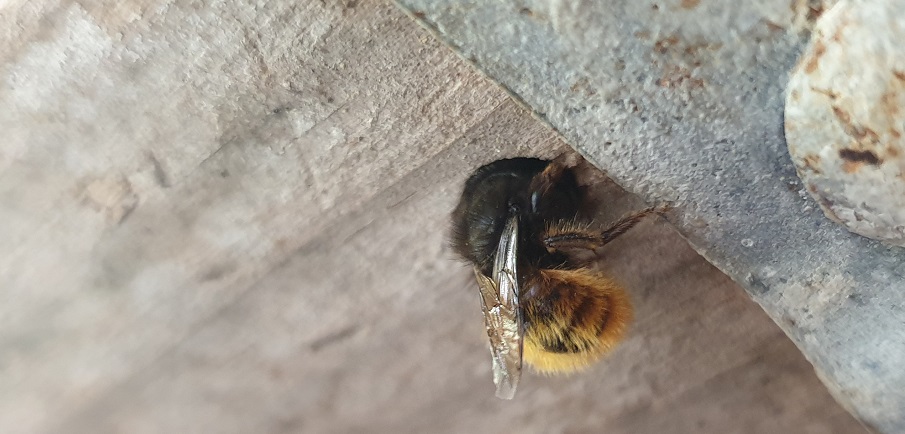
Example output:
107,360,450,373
786,0,905,246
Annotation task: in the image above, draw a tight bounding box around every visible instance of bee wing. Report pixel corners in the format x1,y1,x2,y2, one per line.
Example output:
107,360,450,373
474,215,523,400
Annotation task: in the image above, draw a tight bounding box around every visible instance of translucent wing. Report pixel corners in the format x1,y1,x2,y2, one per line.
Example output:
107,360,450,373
474,215,523,399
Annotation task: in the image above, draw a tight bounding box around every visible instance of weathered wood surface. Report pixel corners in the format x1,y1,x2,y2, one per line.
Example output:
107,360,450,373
0,1,863,432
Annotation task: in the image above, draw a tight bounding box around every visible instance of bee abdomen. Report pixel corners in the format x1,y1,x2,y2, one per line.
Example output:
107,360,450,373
523,268,633,373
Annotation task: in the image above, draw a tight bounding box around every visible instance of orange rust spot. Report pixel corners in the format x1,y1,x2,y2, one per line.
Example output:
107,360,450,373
682,42,722,58
654,36,679,54
894,70,905,82
681,0,700,8
635,30,651,39
658,65,705,89
865,128,881,145
887,145,901,158
804,41,826,74
811,87,838,100
794,0,826,26
832,105,852,127
892,129,902,139
831,106,882,146
801,154,822,173
841,161,860,173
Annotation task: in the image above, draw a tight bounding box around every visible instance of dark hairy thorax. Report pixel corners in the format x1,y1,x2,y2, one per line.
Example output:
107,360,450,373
450,157,584,277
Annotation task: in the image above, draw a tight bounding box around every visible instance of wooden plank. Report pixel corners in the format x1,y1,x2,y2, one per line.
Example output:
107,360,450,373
0,1,503,430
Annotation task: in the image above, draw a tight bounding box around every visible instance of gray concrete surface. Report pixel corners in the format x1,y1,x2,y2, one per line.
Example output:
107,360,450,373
395,0,905,431
0,1,865,432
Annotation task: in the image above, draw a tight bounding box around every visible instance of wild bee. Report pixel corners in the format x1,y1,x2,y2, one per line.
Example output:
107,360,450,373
450,155,663,399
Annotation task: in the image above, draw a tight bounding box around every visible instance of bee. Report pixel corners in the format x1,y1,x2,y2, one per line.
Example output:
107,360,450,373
450,155,663,399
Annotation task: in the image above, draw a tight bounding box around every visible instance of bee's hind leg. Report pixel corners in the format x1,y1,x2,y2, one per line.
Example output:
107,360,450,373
543,206,670,255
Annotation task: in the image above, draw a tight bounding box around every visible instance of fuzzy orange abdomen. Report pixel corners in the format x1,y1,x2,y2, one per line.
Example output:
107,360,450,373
522,268,633,373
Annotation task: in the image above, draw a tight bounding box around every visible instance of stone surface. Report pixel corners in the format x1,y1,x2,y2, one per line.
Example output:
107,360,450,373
786,0,905,246
0,0,866,432
396,0,905,432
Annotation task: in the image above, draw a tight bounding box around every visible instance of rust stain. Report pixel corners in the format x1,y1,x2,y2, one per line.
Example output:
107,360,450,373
649,35,721,90
792,0,827,29
811,87,838,100
801,154,822,173
683,42,722,60
804,40,826,74
653,36,679,54
839,148,881,168
635,30,651,39
681,0,701,8
894,70,905,82
658,65,705,89
831,105,852,127
887,145,901,158
806,1,825,22
892,129,902,139
841,161,859,173
831,106,881,146
650,33,720,73
865,128,881,145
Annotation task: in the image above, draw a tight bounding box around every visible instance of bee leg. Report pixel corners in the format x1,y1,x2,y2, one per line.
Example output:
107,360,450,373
544,206,670,254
